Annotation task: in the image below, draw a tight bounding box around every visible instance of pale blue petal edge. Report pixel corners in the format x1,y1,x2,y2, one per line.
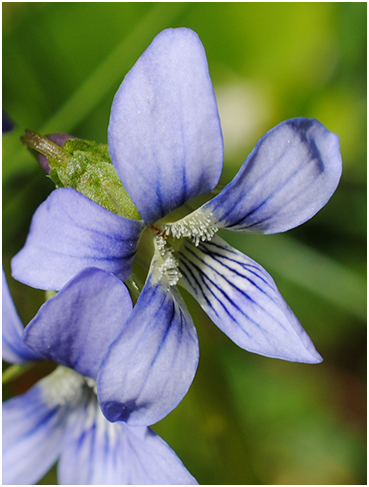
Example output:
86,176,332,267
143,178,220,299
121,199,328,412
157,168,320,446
205,118,342,234
177,235,322,363
23,268,132,380
108,27,223,225
2,382,68,485
2,269,43,364
11,188,144,291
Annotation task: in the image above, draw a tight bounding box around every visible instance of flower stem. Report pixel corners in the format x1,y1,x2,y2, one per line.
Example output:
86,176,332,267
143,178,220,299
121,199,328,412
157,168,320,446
21,130,70,164
2,362,34,384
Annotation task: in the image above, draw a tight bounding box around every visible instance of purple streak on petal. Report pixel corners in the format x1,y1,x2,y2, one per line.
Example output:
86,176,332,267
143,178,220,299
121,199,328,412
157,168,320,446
98,276,199,426
23,268,132,380
2,269,43,364
11,187,144,291
205,118,342,234
178,235,322,363
109,27,223,225
2,382,68,485
59,392,197,484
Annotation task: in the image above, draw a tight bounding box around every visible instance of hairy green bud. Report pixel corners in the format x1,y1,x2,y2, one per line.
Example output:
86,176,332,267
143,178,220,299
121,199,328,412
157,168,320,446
21,130,141,220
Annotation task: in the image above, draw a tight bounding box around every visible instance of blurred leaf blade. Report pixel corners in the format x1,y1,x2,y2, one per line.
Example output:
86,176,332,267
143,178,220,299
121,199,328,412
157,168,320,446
3,2,191,180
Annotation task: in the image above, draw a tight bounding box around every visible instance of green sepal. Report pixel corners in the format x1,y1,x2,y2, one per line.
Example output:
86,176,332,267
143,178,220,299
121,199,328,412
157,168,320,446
53,138,141,220
21,130,141,220
49,166,64,188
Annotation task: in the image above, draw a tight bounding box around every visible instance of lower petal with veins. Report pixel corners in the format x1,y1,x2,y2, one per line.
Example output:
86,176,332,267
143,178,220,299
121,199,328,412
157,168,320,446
177,235,322,364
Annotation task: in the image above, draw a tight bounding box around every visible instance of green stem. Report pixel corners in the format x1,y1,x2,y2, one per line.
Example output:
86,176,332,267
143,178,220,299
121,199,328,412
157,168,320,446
2,362,34,383
21,130,70,164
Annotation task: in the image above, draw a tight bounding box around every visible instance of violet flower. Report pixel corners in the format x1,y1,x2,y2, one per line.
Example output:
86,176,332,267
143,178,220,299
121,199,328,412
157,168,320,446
2,269,197,485
12,28,342,426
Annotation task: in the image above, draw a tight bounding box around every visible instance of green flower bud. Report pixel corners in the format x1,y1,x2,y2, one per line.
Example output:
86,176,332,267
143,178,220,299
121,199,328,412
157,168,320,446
21,130,141,220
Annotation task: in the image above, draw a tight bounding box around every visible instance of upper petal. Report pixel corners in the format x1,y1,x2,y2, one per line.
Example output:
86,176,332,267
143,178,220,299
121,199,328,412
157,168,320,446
108,27,223,225
58,391,197,485
23,268,132,380
2,379,68,485
2,269,42,364
177,235,322,363
204,118,342,233
98,274,199,426
11,187,144,291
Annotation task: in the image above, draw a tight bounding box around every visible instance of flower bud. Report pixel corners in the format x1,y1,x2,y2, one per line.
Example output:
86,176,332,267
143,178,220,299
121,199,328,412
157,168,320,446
38,133,75,174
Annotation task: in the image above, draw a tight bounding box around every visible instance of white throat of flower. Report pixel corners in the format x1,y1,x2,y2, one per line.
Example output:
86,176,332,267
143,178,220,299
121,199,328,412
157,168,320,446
163,207,218,246
41,365,95,408
150,234,182,289
148,207,219,289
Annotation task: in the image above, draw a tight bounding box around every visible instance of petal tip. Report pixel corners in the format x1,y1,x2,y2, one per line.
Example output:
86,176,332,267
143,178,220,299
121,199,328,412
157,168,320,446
108,26,223,224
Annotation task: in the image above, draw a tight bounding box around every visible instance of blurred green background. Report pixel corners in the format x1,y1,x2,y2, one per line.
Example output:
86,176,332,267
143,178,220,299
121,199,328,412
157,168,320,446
2,2,366,485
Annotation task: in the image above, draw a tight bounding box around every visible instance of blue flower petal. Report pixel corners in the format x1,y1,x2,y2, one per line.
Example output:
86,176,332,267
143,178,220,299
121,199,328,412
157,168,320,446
2,269,42,364
59,391,197,484
98,276,199,426
120,426,198,485
204,118,342,233
11,188,144,291
177,235,322,363
108,27,223,225
2,380,68,485
23,268,132,380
